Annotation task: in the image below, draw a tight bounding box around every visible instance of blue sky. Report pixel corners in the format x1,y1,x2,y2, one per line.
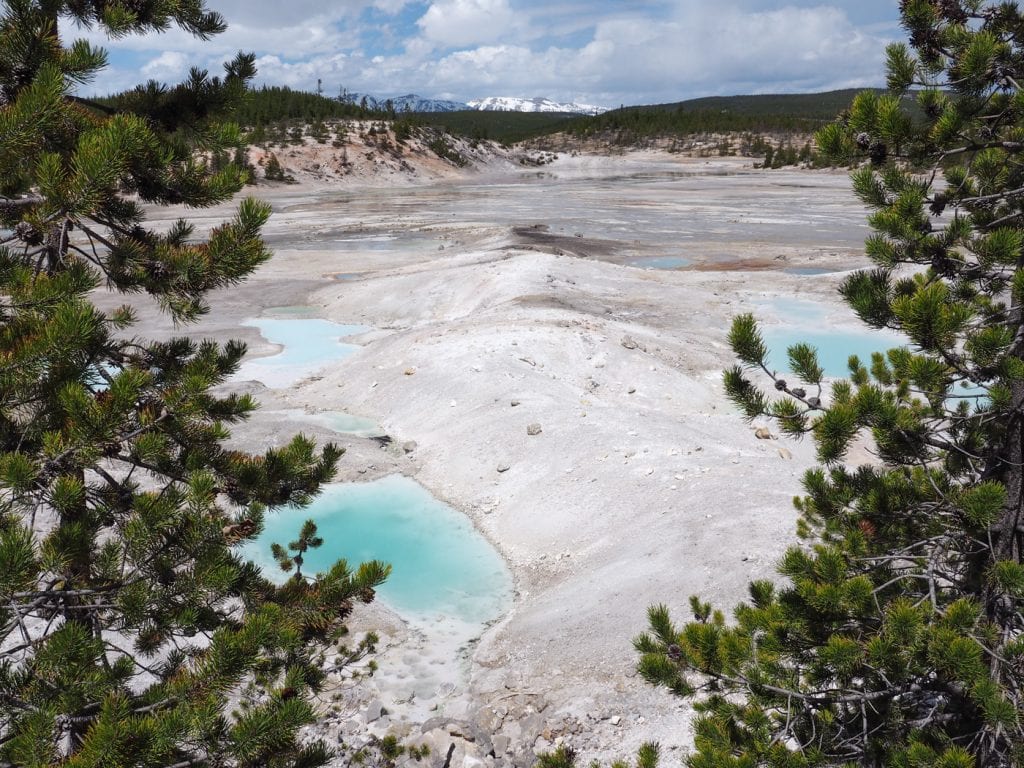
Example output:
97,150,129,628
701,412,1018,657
73,1,903,106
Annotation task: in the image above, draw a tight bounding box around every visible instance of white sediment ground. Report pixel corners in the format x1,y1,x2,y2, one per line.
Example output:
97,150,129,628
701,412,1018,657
110,150,882,765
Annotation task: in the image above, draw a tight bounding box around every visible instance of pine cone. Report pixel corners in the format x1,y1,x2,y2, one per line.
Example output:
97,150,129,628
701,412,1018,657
14,220,43,245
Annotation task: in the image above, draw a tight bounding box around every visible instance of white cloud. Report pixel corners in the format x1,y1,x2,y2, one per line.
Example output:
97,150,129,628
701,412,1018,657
203,0,412,26
141,51,190,81
73,1,897,105
417,0,521,48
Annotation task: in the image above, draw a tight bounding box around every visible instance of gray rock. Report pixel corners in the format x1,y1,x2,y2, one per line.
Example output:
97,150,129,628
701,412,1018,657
610,715,622,726
403,440,418,453
620,335,645,351
526,423,542,436
492,735,511,756
497,463,510,473
510,399,521,407
364,699,385,723
520,714,543,738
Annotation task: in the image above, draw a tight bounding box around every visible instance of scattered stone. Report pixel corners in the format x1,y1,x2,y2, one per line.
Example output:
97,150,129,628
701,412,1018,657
450,400,457,407
610,715,622,726
492,735,510,756
620,335,640,350
778,447,793,460
519,356,537,367
497,463,510,473
527,423,543,436
404,368,416,375
403,441,418,454
754,427,774,440
510,399,521,407
364,699,385,723
627,386,636,394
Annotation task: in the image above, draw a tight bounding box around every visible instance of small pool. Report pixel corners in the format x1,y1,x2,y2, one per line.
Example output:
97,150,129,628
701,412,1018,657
234,318,368,388
274,409,382,437
246,475,512,625
631,255,692,270
762,326,905,378
760,299,905,379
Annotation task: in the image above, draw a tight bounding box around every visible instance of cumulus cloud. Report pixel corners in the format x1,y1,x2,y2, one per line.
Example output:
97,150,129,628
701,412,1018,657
390,2,889,104
140,51,191,81
417,0,521,48
74,0,898,105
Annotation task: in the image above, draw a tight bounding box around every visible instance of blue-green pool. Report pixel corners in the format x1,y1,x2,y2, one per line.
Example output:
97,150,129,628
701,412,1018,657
246,475,512,625
234,318,368,388
760,300,905,378
762,326,906,379
631,255,692,270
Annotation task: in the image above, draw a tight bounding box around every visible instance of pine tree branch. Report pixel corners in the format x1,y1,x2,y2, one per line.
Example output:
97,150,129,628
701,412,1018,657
68,95,116,115
0,194,45,209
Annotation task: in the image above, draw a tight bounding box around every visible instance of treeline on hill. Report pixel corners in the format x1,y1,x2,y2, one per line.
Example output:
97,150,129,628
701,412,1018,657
234,86,390,124
99,84,389,127
94,84,888,172
558,89,912,146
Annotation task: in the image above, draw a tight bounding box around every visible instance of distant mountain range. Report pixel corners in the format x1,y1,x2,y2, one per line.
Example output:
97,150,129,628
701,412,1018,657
466,96,607,115
338,92,608,115
338,93,467,112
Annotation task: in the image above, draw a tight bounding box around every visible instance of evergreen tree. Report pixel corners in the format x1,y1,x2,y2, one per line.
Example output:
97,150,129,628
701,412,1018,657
636,3,1024,766
272,519,324,580
263,151,294,183
0,1,388,765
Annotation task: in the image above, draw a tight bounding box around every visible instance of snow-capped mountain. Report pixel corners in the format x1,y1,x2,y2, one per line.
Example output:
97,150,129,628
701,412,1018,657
337,91,609,115
466,96,608,115
338,92,469,112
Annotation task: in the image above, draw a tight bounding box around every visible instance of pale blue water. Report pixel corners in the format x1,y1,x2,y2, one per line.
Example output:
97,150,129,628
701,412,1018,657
949,381,990,407
275,409,383,437
247,476,512,624
266,305,319,317
761,301,990,408
234,318,368,388
761,300,905,379
632,255,692,270
762,327,904,378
